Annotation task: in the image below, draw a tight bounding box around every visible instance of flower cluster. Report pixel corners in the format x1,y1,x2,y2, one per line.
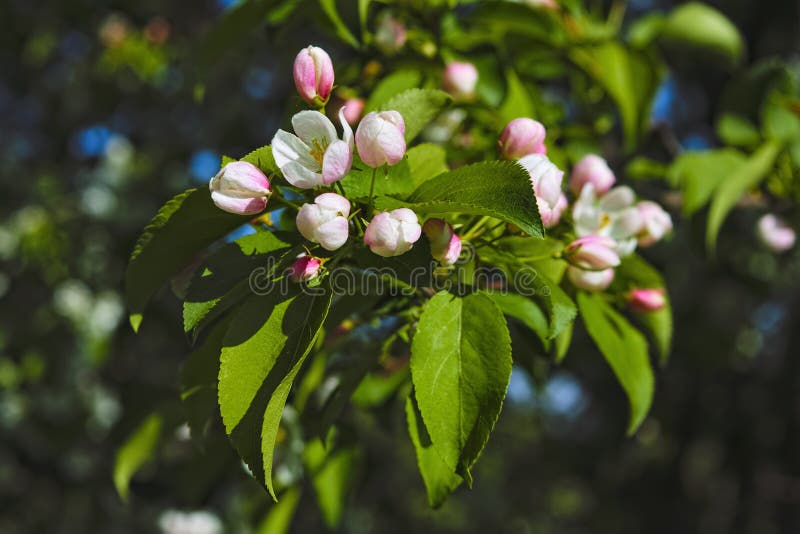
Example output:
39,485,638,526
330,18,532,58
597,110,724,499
207,46,674,313
209,46,469,282
499,120,674,311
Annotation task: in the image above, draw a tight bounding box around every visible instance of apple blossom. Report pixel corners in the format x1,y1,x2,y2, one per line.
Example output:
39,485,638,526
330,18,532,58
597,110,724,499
374,13,407,55
443,61,478,100
637,200,673,247
355,110,406,167
289,255,322,283
499,118,547,159
565,235,621,270
293,46,334,106
296,193,350,251
208,161,271,215
340,98,365,125
569,154,616,195
572,184,643,256
757,214,796,253
364,208,422,257
539,193,568,228
628,288,666,312
272,108,353,188
567,266,615,292
518,153,564,213
423,218,462,266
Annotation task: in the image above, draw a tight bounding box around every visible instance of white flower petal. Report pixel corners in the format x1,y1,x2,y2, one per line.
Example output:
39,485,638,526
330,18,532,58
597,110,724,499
282,161,324,189
272,130,317,170
292,110,337,147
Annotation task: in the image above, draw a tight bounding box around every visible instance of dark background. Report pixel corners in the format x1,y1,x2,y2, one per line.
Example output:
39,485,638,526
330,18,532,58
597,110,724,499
1,0,799,532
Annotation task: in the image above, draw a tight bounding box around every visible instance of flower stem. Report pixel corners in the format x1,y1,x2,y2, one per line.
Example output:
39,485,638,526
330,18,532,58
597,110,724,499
368,167,377,213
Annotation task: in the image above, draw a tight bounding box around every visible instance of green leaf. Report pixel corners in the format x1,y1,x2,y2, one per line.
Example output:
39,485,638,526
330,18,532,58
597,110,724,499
113,413,163,501
706,141,783,251
365,69,423,112
554,321,573,364
319,0,360,48
498,68,535,125
716,114,761,148
405,394,463,508
181,318,230,442
383,161,543,237
183,231,293,337
256,486,301,534
410,292,512,481
406,144,449,188
668,149,746,215
571,42,661,151
535,275,576,340
577,292,654,435
484,292,549,350
659,2,744,67
763,99,800,142
340,157,413,199
241,145,281,176
126,188,251,332
194,0,282,77
304,439,359,527
613,254,673,364
382,88,452,142
478,236,564,281
218,285,332,499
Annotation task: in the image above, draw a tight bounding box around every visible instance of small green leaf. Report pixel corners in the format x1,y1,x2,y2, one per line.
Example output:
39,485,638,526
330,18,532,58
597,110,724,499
668,148,746,215
241,145,281,176
382,88,452,142
763,99,800,142
126,188,250,332
484,292,549,350
406,144,449,188
577,292,654,435
706,141,783,251
659,2,744,67
410,292,512,481
498,68,534,125
406,394,462,508
181,319,230,442
304,439,359,527
319,0,360,48
613,254,673,364
571,42,661,151
383,161,543,237
256,486,301,534
194,0,282,77
113,413,163,501
365,69,423,112
717,114,761,148
218,285,332,499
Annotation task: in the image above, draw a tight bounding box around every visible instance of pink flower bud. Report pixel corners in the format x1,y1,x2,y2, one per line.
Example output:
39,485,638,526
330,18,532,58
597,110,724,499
423,218,462,266
538,193,567,228
293,46,334,106
289,255,322,283
355,110,406,167
565,235,621,270
636,201,673,247
499,118,547,159
296,193,350,251
628,288,666,312
374,13,407,55
567,266,614,292
757,214,796,253
569,154,616,196
364,208,421,257
341,98,365,125
208,161,271,215
443,61,478,100
518,154,564,212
